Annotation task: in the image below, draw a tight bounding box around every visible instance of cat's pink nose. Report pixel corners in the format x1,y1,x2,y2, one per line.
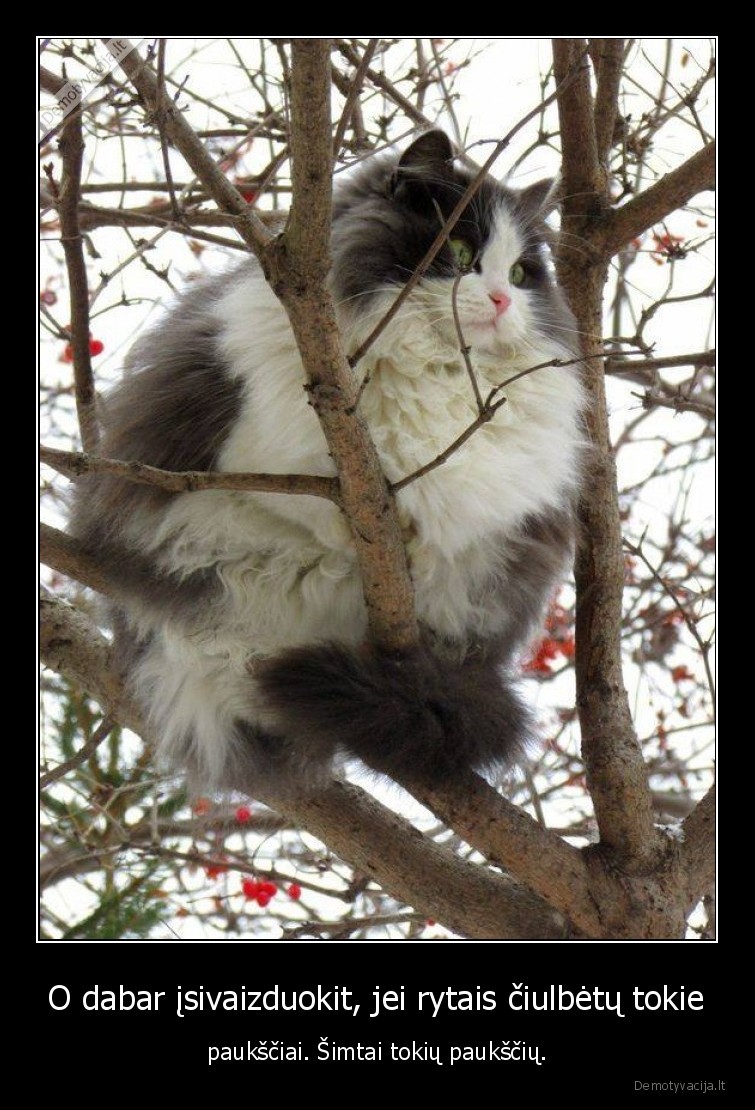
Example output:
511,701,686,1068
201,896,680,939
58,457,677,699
489,291,512,316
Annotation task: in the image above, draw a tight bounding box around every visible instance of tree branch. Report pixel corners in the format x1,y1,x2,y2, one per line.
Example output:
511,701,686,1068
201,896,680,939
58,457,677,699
596,141,715,258
606,350,715,378
553,37,665,869
39,587,141,732
56,108,99,452
41,524,115,597
679,786,716,910
552,39,603,203
591,38,625,166
41,445,340,502
265,39,418,651
403,769,601,936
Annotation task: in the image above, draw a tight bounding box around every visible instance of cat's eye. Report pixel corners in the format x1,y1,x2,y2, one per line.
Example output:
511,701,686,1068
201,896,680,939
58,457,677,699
509,261,526,286
449,238,475,271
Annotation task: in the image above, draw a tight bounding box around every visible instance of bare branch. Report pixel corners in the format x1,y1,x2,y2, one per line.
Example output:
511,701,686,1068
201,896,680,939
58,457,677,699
39,587,141,732
554,37,665,868
41,523,115,597
332,39,378,159
403,769,601,936
624,537,715,703
606,350,715,378
56,108,99,451
596,141,715,258
634,387,715,421
268,39,418,652
40,716,116,789
40,445,341,502
591,38,625,165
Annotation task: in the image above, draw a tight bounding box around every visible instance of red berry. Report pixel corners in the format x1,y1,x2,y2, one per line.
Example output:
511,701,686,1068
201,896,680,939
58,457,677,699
256,891,272,908
259,881,277,897
287,883,302,900
40,289,57,306
242,878,259,899
235,805,252,823
205,863,228,880
61,343,74,363
425,918,436,927
193,797,212,815
89,338,104,356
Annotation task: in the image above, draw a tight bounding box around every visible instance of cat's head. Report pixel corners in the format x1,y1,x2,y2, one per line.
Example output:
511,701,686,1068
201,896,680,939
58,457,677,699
331,130,576,364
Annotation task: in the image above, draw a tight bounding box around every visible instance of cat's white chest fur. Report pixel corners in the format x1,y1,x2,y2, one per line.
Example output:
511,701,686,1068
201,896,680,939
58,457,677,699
135,271,582,655
213,269,583,552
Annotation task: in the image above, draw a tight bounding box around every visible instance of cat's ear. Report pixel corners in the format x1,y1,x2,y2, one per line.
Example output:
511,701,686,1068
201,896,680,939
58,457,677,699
515,177,563,222
397,130,455,176
390,130,454,202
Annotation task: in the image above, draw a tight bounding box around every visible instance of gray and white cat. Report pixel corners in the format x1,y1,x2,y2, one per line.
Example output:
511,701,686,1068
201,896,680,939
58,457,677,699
71,130,585,796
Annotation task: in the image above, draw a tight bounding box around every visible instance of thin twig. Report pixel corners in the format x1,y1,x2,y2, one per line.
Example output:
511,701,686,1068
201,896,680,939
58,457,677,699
623,537,715,706
156,40,181,222
332,39,379,161
451,273,484,414
40,717,116,790
633,388,714,421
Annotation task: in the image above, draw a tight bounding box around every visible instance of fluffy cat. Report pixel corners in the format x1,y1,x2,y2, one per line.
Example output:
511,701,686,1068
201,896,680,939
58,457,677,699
70,130,585,797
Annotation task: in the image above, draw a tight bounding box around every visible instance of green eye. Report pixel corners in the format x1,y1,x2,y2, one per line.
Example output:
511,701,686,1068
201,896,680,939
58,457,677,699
449,238,475,270
509,261,526,286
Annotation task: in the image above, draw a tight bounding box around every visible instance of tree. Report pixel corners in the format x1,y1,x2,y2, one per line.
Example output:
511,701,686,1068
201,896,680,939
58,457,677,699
39,38,715,940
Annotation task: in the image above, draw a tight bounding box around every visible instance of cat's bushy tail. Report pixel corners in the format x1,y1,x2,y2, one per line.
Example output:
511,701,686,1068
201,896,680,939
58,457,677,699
255,643,529,782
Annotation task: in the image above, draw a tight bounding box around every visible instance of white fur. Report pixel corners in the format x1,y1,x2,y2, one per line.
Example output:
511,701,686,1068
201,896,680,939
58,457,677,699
128,207,585,785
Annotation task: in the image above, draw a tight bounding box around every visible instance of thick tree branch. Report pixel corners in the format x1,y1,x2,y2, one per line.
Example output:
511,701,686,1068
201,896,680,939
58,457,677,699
680,786,716,909
39,589,567,939
268,780,568,940
404,770,601,936
552,39,604,205
554,38,665,869
41,524,114,597
591,38,625,166
265,39,418,651
596,141,715,258
39,587,141,731
39,65,66,95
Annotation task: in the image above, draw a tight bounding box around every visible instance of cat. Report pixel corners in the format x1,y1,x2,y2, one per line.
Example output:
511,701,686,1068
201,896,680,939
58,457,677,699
70,129,585,798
